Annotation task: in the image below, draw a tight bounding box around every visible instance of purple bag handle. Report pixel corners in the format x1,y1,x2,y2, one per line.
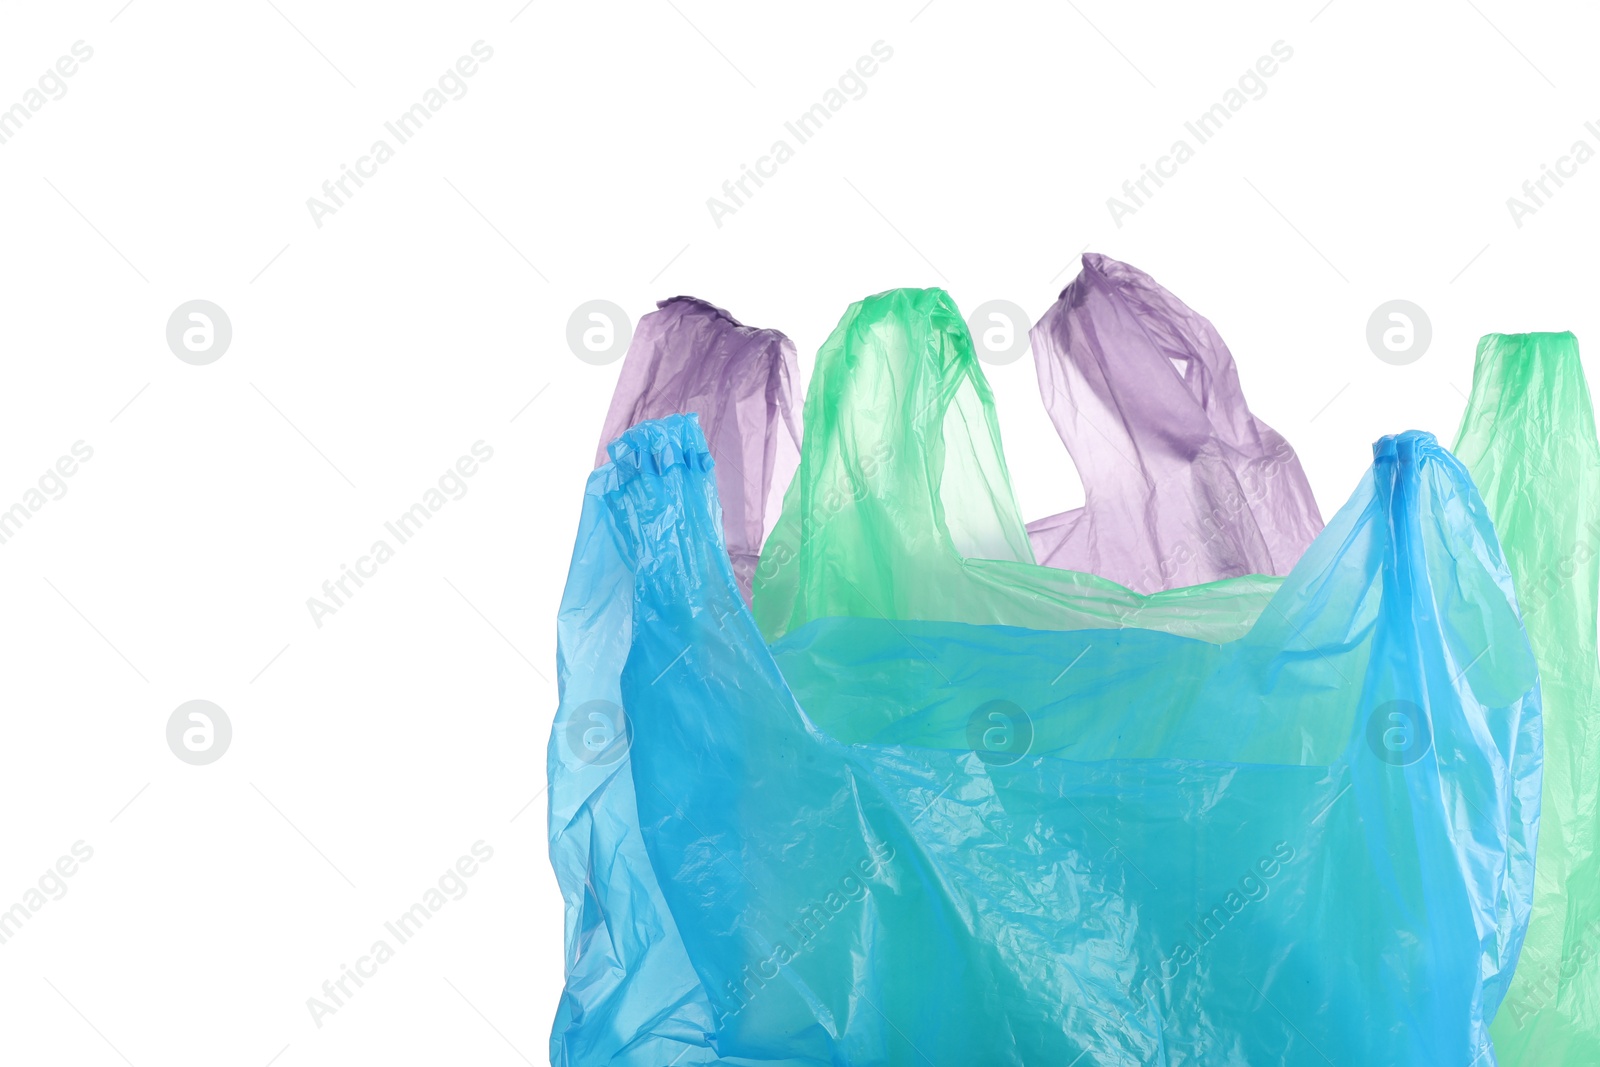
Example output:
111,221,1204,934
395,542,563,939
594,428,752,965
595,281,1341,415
595,297,802,602
1026,254,1323,592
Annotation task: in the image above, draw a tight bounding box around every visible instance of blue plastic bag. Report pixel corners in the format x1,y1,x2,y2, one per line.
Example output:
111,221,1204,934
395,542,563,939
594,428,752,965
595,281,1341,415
550,413,1540,1065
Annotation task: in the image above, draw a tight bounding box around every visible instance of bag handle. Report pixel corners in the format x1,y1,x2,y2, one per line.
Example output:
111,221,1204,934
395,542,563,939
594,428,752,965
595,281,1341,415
1025,254,1323,591
596,296,801,603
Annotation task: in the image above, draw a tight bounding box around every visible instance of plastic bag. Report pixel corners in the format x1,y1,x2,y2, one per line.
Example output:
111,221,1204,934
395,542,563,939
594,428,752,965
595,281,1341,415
1027,255,1322,590
752,287,1287,642
551,411,1540,1065
1456,332,1600,1061
755,301,1592,1060
596,296,801,601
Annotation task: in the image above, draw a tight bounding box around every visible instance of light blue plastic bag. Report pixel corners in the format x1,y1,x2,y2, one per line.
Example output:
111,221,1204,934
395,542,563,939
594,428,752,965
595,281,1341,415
549,414,1540,1065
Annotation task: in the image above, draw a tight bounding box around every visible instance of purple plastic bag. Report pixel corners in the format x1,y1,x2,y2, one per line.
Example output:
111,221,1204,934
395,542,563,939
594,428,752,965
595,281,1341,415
595,296,801,601
1027,254,1324,592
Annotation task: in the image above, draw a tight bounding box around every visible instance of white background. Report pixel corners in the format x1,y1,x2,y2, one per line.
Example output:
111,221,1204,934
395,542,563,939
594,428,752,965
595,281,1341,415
0,1,1596,1064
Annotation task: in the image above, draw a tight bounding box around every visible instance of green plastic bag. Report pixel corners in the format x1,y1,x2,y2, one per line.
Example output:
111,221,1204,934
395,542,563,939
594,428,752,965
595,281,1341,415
1457,332,1600,1060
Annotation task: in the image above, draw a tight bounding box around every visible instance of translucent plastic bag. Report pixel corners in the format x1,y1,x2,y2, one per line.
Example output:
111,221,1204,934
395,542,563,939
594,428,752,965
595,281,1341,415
596,296,801,601
551,411,1540,1065
1028,255,1323,590
752,287,1288,642
754,300,1595,1059
1456,332,1600,1061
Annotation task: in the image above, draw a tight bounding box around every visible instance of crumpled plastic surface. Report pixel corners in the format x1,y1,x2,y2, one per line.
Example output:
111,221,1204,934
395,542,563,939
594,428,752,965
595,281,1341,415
752,287,1288,643
1456,333,1600,1062
1027,255,1323,591
551,410,1541,1065
595,296,801,602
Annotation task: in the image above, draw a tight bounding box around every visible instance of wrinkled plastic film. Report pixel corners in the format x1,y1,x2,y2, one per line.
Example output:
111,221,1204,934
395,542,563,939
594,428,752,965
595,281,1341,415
1027,255,1323,591
596,296,801,602
752,287,1288,643
550,422,719,1067
1455,333,1600,1061
553,414,1540,1065
752,287,1029,638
